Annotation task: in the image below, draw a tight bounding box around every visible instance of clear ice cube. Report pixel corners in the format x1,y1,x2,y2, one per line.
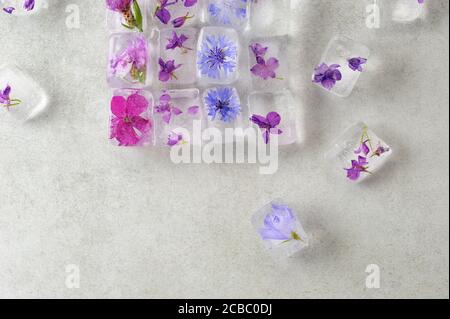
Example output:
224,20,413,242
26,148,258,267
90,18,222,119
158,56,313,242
107,33,152,89
252,199,309,258
0,0,45,15
325,122,393,183
154,89,203,147
384,0,426,23
106,0,148,33
248,36,289,92
312,36,370,98
248,90,298,146
196,27,240,85
0,64,48,122
250,0,291,36
150,0,202,29
159,28,198,86
202,86,243,132
109,89,154,147
206,0,250,29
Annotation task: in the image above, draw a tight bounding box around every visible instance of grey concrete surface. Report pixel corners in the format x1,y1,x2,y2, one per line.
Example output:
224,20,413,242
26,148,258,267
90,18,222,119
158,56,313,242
0,0,448,298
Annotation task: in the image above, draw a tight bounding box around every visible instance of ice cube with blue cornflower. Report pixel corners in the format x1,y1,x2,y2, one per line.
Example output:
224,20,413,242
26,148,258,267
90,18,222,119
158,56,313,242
206,0,250,28
197,27,240,85
252,199,309,258
312,36,370,98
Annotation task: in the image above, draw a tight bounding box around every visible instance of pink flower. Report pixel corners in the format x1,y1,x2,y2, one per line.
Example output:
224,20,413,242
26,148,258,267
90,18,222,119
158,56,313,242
110,93,152,146
251,56,280,80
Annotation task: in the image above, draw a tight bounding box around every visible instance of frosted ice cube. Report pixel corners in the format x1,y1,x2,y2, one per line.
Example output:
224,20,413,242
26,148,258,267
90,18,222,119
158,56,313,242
206,0,250,29
159,28,198,86
0,64,48,122
202,86,243,132
109,89,154,147
325,122,393,183
107,33,152,89
197,27,240,85
250,0,291,36
150,0,201,29
153,89,203,147
385,0,426,22
312,36,370,98
0,0,45,15
248,90,298,146
248,36,289,92
106,0,148,33
252,199,309,258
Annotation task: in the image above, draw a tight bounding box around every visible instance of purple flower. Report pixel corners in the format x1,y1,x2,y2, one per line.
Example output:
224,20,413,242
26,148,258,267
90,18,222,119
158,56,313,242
154,0,171,24
172,12,194,28
106,0,143,31
355,140,370,156
259,204,303,242
313,63,342,90
348,57,367,72
345,156,370,181
250,112,283,144
166,31,192,52
183,0,197,7
373,144,390,157
106,0,132,11
24,0,35,11
3,7,15,14
251,56,280,80
158,58,182,82
155,94,183,124
250,43,268,57
167,132,184,147
0,85,22,110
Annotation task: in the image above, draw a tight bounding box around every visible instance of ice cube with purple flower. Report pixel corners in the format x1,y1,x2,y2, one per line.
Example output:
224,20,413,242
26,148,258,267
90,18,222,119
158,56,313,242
206,0,250,28
252,199,309,258
105,0,147,33
325,122,393,183
312,36,370,98
108,33,152,89
196,27,240,85
248,90,298,146
0,64,48,122
151,0,201,29
248,36,289,92
159,28,198,86
154,89,203,147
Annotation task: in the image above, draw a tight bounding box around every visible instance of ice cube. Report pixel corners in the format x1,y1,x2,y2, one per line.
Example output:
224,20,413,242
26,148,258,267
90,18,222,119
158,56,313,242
0,64,48,122
159,28,198,86
248,90,298,146
150,0,201,29
0,0,45,15
386,0,426,22
325,122,393,183
250,0,291,36
153,89,203,147
312,36,370,98
252,199,309,258
206,0,250,29
248,36,289,92
107,33,152,89
106,0,148,33
109,89,154,147
202,86,243,132
197,27,240,85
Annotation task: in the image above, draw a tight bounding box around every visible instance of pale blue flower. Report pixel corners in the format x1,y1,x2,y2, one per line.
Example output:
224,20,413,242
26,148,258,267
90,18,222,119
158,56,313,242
204,87,241,123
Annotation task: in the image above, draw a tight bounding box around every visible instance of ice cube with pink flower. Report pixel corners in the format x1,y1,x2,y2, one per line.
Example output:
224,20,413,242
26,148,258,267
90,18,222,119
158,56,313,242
325,122,393,183
105,0,148,33
252,199,309,258
312,36,370,98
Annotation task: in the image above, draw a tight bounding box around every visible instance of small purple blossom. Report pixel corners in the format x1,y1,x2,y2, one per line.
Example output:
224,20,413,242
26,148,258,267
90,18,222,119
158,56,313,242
155,94,183,124
250,112,283,144
1,85,22,110
348,57,367,72
373,144,390,157
154,0,198,26
313,63,342,90
166,31,192,52
259,204,303,242
167,132,184,147
345,156,370,181
158,58,182,82
355,140,370,156
172,12,194,28
24,0,35,11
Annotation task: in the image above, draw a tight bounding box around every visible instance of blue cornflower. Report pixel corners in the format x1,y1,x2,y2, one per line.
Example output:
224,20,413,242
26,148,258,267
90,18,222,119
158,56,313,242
197,34,238,80
204,87,241,123
208,0,248,25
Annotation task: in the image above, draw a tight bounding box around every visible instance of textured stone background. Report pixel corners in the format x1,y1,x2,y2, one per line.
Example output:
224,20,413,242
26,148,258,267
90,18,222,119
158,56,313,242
0,0,448,298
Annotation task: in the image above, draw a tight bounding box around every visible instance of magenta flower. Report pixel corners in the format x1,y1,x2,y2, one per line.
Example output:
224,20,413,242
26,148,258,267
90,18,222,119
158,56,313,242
158,58,182,82
313,63,342,90
155,94,183,124
348,57,367,72
110,93,151,146
345,156,370,181
250,112,283,144
0,85,22,110
106,0,131,11
166,32,192,52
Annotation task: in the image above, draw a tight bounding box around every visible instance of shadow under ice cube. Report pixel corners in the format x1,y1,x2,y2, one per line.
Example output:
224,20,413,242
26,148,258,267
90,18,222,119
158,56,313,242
0,64,48,122
252,199,309,258
325,122,393,183
312,36,370,98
